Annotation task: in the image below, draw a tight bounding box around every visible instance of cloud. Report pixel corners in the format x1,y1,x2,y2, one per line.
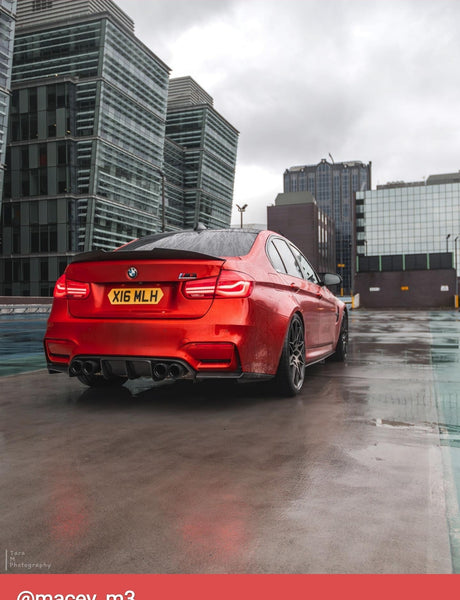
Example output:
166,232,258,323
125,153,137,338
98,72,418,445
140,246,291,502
233,162,281,225
117,0,236,51
116,0,460,224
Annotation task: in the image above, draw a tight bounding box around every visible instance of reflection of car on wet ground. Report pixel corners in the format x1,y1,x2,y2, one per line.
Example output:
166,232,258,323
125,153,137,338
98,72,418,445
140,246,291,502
44,228,348,395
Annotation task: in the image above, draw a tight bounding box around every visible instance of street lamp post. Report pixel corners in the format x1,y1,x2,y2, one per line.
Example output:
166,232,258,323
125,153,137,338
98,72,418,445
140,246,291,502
446,233,451,253
236,204,248,229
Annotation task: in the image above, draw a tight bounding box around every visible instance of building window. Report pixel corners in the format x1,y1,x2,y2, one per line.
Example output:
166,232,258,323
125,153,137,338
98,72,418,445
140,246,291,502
33,0,52,11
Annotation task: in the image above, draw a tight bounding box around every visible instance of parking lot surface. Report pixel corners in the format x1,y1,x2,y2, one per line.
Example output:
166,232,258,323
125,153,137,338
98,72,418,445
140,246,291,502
0,312,48,376
1,309,460,573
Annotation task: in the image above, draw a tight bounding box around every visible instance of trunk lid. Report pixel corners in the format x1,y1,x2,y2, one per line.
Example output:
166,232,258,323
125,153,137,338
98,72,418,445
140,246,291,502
65,249,225,319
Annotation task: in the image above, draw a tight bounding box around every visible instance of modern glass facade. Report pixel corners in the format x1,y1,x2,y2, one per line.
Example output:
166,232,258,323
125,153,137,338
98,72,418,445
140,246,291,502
0,0,16,214
356,180,460,276
284,159,371,294
165,77,239,230
0,0,170,296
163,137,186,230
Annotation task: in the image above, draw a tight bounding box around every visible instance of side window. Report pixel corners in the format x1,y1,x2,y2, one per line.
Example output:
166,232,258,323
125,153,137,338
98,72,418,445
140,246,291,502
289,245,318,283
271,238,303,279
267,241,287,273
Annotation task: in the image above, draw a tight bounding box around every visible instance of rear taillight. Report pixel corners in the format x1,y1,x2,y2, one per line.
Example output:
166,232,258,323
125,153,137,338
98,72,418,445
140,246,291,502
182,276,217,299
215,271,254,298
183,270,254,299
53,274,90,300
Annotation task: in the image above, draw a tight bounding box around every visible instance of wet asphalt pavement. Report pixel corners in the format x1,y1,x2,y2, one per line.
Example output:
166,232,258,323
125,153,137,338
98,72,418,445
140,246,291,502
1,309,460,573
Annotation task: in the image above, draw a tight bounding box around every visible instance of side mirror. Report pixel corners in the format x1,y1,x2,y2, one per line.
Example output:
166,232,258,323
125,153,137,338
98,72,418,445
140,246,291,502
319,273,342,287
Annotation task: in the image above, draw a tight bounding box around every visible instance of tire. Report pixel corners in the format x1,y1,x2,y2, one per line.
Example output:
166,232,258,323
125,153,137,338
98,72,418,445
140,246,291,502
76,373,127,387
332,312,348,362
275,314,306,396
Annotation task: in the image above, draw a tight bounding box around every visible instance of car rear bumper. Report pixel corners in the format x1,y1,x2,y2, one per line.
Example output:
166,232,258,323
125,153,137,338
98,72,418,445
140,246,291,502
44,311,283,381
45,335,242,377
46,353,273,383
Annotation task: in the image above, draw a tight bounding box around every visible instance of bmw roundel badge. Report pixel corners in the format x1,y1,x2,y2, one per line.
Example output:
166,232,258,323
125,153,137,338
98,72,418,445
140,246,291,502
127,266,138,279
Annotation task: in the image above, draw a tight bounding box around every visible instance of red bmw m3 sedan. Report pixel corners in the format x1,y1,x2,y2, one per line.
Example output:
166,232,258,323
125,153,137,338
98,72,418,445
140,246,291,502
44,228,348,395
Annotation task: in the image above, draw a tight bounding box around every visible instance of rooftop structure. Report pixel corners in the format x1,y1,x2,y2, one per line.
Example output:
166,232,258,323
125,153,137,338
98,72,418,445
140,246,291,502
167,76,213,109
16,0,134,31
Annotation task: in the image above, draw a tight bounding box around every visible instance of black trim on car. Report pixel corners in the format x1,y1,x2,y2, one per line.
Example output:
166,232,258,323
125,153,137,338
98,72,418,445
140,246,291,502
71,249,224,263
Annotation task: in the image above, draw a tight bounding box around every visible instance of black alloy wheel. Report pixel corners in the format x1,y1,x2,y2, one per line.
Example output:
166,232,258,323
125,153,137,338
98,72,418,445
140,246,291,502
275,313,306,396
332,312,348,362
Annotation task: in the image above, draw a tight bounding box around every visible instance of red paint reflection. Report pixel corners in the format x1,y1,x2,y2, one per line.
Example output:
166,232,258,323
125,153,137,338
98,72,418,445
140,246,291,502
49,469,90,543
179,492,250,560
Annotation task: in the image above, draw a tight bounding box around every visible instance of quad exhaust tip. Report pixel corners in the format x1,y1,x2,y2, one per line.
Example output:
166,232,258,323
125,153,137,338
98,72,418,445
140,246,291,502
152,362,186,381
70,359,100,377
168,363,184,379
83,360,99,376
152,362,168,380
69,360,83,376
70,358,189,381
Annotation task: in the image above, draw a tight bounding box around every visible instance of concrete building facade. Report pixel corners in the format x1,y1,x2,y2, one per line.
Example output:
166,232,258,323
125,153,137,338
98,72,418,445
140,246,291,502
267,191,336,276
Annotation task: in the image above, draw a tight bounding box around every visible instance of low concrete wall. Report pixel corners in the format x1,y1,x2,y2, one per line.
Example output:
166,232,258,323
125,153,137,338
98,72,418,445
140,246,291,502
0,296,52,315
355,269,456,309
0,296,52,305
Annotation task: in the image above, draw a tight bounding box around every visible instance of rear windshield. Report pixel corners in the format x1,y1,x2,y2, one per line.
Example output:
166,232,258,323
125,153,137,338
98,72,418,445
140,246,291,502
118,230,259,258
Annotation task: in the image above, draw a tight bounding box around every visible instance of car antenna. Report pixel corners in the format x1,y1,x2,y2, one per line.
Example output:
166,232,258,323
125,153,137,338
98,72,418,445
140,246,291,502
194,222,207,232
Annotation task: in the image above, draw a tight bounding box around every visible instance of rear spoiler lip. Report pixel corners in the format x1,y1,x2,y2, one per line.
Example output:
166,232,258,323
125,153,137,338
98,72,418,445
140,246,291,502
70,249,226,264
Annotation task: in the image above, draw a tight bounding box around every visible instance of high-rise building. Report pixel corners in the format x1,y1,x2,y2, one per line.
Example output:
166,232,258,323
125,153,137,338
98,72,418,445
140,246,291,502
284,159,372,293
165,77,239,230
0,0,170,296
0,3,239,297
356,173,460,277
0,0,16,214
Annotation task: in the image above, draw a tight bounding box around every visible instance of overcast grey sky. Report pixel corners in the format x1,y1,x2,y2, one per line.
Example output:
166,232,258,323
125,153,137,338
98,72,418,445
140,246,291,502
116,0,460,225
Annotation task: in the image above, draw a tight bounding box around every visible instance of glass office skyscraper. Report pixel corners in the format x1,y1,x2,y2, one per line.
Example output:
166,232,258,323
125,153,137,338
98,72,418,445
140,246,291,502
0,0,16,214
284,159,371,294
165,77,239,230
356,176,460,276
0,0,170,296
